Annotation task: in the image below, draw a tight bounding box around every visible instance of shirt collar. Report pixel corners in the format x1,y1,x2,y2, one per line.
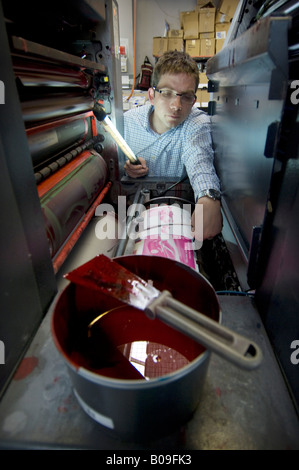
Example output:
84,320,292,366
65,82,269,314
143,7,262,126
145,104,154,133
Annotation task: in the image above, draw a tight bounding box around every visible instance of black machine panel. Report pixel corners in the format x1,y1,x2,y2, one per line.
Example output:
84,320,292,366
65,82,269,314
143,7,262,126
207,0,299,413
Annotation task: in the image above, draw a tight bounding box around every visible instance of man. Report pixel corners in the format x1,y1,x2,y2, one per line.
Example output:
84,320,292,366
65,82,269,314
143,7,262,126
123,50,222,241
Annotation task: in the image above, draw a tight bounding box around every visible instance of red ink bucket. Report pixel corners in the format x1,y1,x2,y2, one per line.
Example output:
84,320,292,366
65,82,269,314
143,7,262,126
51,255,220,441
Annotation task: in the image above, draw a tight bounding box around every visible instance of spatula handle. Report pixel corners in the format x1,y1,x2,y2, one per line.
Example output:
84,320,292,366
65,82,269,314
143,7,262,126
146,291,262,370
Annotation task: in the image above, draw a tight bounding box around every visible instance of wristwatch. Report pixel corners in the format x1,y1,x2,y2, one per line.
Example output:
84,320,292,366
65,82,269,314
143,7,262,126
197,189,221,201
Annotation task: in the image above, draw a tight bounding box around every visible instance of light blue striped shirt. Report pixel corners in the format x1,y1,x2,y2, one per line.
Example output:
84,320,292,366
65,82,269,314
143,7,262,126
124,103,220,200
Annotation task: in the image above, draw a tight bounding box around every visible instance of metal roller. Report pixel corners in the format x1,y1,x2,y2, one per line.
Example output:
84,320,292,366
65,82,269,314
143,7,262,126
132,202,199,272
14,60,92,89
28,118,90,168
38,150,108,258
22,94,94,123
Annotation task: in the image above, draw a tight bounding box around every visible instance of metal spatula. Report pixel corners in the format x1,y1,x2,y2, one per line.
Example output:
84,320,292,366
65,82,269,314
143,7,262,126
65,255,263,370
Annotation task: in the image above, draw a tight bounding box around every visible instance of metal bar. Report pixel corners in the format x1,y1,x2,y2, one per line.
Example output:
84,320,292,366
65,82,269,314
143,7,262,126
13,60,92,88
26,111,94,136
114,184,144,256
22,94,94,123
12,36,107,73
37,150,92,198
52,181,112,274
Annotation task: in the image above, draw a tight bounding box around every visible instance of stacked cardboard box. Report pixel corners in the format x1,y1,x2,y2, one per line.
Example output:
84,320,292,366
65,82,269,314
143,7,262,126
196,88,211,107
153,0,238,57
168,29,185,53
152,37,169,57
215,22,231,53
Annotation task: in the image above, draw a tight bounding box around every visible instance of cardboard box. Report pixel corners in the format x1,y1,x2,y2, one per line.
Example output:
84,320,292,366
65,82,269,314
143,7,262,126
199,71,208,84
185,39,200,57
216,38,225,53
198,7,216,33
215,22,230,39
216,11,231,24
196,88,201,103
168,29,184,38
196,88,210,106
153,37,168,56
182,11,199,39
168,38,184,52
180,11,186,28
201,38,215,56
219,0,239,19
200,32,214,39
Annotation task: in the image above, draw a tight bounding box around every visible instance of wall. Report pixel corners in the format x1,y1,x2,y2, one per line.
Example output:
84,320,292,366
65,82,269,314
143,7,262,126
117,0,134,82
118,0,197,86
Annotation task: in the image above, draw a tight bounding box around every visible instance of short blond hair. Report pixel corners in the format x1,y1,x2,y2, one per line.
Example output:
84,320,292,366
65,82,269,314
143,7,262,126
152,51,199,91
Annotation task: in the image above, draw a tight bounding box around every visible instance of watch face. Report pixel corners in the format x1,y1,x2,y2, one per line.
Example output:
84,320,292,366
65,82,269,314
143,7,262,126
197,189,221,201
208,189,220,200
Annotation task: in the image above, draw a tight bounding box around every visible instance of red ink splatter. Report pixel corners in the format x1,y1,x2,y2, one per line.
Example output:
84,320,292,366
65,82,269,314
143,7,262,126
216,387,221,397
63,394,72,405
57,406,68,413
13,356,39,380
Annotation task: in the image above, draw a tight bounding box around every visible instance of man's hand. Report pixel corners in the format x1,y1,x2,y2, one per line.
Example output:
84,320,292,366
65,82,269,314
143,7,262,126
191,197,223,241
124,157,148,178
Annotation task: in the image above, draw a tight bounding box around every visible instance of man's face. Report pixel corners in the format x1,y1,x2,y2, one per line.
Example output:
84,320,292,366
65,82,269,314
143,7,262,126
148,72,196,134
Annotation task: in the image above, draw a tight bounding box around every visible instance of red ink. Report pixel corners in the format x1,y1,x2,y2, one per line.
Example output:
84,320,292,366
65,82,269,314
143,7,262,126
65,254,153,307
14,356,39,380
57,406,68,413
69,306,204,380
